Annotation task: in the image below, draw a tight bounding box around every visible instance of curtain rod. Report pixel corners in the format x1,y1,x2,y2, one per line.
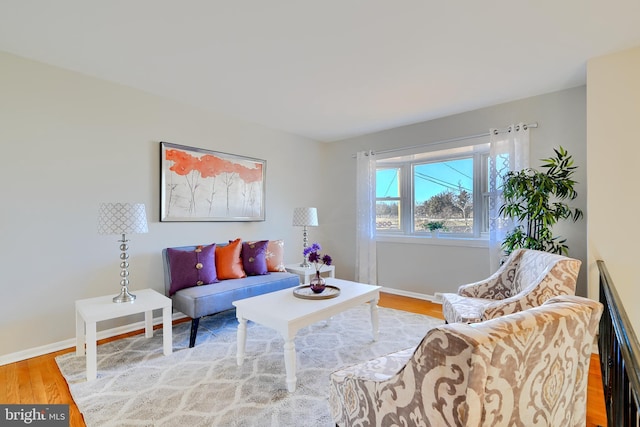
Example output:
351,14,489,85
355,122,538,157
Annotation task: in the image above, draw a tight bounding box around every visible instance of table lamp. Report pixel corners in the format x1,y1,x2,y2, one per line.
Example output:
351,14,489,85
292,207,318,267
97,202,149,303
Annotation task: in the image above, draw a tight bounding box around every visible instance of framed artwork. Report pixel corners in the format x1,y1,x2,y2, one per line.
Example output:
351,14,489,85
160,142,266,222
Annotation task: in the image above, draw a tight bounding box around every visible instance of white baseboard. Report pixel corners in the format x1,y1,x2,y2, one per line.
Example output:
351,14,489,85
379,286,442,304
0,312,187,367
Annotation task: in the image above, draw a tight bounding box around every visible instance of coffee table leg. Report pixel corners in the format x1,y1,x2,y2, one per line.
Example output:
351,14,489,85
283,337,297,392
237,316,247,366
369,299,380,341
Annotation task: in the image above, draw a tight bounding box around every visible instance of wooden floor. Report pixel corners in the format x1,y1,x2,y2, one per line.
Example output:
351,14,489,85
1,293,607,427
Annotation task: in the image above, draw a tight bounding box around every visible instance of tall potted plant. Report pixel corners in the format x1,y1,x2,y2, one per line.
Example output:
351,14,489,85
499,146,584,255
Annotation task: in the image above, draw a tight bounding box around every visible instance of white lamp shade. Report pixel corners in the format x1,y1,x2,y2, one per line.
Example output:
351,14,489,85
98,203,149,235
292,207,318,227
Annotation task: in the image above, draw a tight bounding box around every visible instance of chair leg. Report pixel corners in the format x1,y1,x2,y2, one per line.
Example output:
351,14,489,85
189,317,200,348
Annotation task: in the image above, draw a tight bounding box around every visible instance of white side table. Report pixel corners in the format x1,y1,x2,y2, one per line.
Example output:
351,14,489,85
75,288,172,381
284,263,335,284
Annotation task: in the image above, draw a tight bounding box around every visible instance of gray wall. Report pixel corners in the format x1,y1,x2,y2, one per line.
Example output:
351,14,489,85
0,51,325,361
323,86,587,298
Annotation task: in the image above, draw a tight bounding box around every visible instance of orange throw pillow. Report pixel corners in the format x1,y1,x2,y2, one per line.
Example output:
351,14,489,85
215,238,246,279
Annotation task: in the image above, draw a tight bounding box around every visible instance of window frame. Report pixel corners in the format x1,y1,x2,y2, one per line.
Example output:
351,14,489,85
375,166,402,232
375,138,490,241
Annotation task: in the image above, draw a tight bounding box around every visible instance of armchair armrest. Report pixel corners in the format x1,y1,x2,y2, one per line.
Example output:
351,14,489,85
481,294,531,320
331,346,415,383
458,277,503,298
329,329,476,427
458,266,516,300
481,259,580,320
458,249,526,299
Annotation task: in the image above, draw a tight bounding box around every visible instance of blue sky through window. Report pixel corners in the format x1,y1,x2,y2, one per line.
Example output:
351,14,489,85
377,158,473,204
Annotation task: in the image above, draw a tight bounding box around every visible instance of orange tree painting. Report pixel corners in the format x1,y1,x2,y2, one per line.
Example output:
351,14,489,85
160,142,266,221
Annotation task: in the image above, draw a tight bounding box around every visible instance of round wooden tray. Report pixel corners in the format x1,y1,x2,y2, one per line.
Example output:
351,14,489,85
293,285,341,300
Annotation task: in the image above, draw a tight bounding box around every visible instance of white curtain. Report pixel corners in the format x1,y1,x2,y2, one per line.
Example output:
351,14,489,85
355,150,377,285
488,123,530,272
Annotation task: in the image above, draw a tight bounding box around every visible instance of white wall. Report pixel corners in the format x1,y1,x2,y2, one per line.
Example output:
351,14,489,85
0,51,326,360
587,46,640,333
323,87,588,298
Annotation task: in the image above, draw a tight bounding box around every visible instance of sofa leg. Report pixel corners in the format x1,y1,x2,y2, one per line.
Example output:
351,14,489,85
189,317,200,348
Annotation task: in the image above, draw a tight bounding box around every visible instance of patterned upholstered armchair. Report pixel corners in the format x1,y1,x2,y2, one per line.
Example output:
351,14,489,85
329,295,602,427
441,248,580,324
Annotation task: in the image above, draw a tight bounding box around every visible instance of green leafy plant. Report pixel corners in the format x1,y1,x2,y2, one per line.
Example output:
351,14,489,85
499,146,584,255
424,220,446,232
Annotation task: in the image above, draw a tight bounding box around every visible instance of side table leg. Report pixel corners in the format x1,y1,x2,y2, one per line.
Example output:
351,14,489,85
145,310,153,338
283,337,297,392
162,306,172,356
86,321,97,380
236,316,247,366
369,299,380,341
75,309,85,356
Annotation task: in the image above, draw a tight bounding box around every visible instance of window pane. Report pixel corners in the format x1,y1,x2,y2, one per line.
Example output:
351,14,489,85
414,158,473,233
376,168,400,198
376,200,400,230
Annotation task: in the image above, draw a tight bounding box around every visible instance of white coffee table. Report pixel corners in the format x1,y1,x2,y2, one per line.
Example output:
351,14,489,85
232,278,381,392
75,288,173,380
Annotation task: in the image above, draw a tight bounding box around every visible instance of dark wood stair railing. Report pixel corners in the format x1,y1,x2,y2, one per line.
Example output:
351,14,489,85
598,260,640,426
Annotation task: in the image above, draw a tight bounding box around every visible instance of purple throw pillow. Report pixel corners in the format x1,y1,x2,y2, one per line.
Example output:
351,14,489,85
167,244,218,296
242,240,269,276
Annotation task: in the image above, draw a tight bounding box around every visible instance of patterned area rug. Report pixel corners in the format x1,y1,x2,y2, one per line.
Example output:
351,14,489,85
56,305,443,427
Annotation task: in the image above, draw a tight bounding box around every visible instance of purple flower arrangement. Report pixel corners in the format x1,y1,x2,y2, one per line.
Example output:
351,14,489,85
303,243,332,272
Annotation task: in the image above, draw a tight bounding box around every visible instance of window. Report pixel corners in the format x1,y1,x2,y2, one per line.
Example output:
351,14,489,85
376,139,490,238
375,167,401,231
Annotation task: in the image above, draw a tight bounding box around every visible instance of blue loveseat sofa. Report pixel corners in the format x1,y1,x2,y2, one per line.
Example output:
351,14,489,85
162,243,299,347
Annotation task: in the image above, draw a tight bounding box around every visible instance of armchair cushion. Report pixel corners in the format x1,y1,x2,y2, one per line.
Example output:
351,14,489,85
439,293,492,323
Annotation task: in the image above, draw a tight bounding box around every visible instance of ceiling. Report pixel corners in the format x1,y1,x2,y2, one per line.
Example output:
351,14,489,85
2,1,640,142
